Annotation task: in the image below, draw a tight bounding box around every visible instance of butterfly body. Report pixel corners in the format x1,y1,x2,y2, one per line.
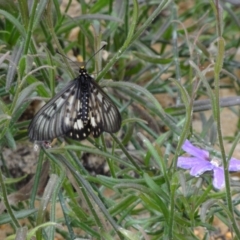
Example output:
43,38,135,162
28,66,121,142
78,69,91,124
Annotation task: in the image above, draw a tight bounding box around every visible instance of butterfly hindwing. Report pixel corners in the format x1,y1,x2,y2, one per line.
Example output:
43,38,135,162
89,79,121,135
28,81,77,141
28,67,121,142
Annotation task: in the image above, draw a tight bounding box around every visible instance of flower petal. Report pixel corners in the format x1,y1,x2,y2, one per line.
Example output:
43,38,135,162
190,161,213,177
177,157,203,169
182,140,209,160
229,158,240,171
213,167,225,189
178,156,213,176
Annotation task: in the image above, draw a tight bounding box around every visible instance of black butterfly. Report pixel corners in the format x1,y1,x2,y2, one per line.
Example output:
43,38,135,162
28,66,121,142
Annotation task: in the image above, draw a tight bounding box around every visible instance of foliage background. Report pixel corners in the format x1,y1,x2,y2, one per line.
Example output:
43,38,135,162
0,0,240,239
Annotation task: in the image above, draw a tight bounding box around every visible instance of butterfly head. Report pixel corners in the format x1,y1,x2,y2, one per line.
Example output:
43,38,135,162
79,66,87,75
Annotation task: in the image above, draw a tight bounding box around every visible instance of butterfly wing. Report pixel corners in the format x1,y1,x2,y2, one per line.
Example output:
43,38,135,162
88,77,121,138
65,75,121,140
28,68,121,142
28,80,78,141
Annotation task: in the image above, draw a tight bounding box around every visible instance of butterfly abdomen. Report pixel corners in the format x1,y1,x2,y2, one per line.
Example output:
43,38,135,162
78,75,90,124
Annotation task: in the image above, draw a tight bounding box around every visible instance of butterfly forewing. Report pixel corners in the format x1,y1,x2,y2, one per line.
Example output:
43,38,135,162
28,81,77,141
89,80,121,134
28,67,121,142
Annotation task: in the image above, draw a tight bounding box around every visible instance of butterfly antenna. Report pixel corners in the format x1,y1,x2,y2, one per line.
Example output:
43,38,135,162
56,49,79,69
86,43,107,68
56,43,106,70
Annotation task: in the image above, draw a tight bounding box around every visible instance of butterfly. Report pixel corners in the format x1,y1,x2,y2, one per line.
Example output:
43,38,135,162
28,66,121,142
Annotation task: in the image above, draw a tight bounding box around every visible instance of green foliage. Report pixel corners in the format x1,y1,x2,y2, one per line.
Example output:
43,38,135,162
0,0,240,239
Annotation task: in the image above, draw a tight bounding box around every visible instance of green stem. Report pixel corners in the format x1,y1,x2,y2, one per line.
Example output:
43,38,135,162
171,3,181,105
214,37,240,237
23,0,39,54
48,166,66,240
96,0,171,81
18,0,29,29
44,0,75,78
29,149,44,209
111,133,141,172
167,78,193,239
44,150,123,239
210,2,240,237
0,163,20,229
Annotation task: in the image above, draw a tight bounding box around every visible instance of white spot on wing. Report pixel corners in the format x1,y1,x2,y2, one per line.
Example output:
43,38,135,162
72,111,77,119
91,117,97,127
77,100,81,110
96,112,100,122
77,119,84,129
68,95,75,105
65,117,70,125
97,93,103,102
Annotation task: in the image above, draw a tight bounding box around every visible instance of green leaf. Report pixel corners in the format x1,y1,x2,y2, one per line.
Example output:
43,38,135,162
32,0,49,31
4,174,28,185
18,55,26,77
133,51,172,64
6,43,24,90
0,114,11,126
5,129,16,149
118,228,140,240
12,82,43,114
26,75,50,97
0,9,26,36
0,209,37,225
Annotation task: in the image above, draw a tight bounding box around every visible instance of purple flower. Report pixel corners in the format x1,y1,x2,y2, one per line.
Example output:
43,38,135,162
177,140,240,189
